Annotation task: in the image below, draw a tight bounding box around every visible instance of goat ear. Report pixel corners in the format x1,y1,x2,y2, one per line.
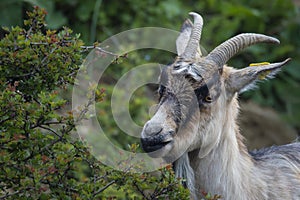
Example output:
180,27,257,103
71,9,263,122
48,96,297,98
176,19,201,58
226,59,291,94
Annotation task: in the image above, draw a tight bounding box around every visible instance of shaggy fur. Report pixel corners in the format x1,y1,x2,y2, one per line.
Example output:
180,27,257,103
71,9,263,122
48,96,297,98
141,12,300,200
179,81,300,199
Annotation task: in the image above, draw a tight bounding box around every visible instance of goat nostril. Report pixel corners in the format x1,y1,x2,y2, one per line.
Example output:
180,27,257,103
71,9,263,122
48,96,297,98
144,123,163,136
155,128,163,135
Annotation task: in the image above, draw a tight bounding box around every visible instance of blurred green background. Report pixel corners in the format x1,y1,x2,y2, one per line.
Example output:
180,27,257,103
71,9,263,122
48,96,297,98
1,0,299,149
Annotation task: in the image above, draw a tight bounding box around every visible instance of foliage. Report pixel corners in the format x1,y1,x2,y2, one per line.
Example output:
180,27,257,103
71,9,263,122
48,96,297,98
0,7,190,199
0,7,82,99
1,1,300,199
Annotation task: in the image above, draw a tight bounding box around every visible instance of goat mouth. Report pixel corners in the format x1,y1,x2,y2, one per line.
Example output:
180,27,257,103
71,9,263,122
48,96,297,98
140,130,175,157
141,139,173,153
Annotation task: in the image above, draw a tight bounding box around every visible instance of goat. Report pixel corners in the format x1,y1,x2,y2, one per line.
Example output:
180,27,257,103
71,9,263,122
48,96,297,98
140,12,300,200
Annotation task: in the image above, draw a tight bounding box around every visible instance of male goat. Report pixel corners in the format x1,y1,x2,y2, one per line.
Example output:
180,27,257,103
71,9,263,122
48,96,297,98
141,12,300,200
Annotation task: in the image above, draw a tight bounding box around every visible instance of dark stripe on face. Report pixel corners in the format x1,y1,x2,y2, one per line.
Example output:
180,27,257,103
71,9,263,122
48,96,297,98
158,85,166,101
194,84,209,105
193,71,222,105
158,66,169,101
158,86,182,129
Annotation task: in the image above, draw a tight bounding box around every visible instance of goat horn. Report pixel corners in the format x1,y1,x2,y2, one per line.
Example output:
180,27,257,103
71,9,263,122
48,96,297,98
206,33,280,68
182,12,203,59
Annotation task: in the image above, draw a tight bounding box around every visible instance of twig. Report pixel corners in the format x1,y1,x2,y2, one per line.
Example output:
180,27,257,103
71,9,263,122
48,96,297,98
92,180,115,197
38,125,62,139
80,45,119,57
30,42,49,45
133,181,151,200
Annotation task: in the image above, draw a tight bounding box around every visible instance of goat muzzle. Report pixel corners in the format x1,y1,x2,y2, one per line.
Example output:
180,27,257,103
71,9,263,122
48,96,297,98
141,131,174,154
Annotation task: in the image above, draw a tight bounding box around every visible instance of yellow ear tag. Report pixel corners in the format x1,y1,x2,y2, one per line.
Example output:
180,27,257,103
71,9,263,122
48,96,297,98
249,62,270,66
249,62,271,80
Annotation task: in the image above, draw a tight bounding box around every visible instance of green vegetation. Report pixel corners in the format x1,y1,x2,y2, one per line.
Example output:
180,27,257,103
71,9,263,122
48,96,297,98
0,7,189,199
0,0,299,199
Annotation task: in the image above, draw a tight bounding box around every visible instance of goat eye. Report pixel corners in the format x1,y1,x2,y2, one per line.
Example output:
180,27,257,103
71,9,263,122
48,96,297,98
205,96,212,103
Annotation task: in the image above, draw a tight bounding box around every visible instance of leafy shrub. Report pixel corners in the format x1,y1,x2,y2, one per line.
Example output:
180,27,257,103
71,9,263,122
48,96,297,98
0,7,190,199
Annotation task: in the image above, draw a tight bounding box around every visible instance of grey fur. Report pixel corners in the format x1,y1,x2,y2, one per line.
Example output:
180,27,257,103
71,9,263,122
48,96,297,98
140,12,300,200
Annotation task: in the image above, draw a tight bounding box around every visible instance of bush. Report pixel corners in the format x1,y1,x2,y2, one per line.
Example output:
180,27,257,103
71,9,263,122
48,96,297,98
0,7,190,199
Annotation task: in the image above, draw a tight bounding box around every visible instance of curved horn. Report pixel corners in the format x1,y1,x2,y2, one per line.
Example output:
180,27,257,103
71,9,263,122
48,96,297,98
206,33,280,68
182,12,203,59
